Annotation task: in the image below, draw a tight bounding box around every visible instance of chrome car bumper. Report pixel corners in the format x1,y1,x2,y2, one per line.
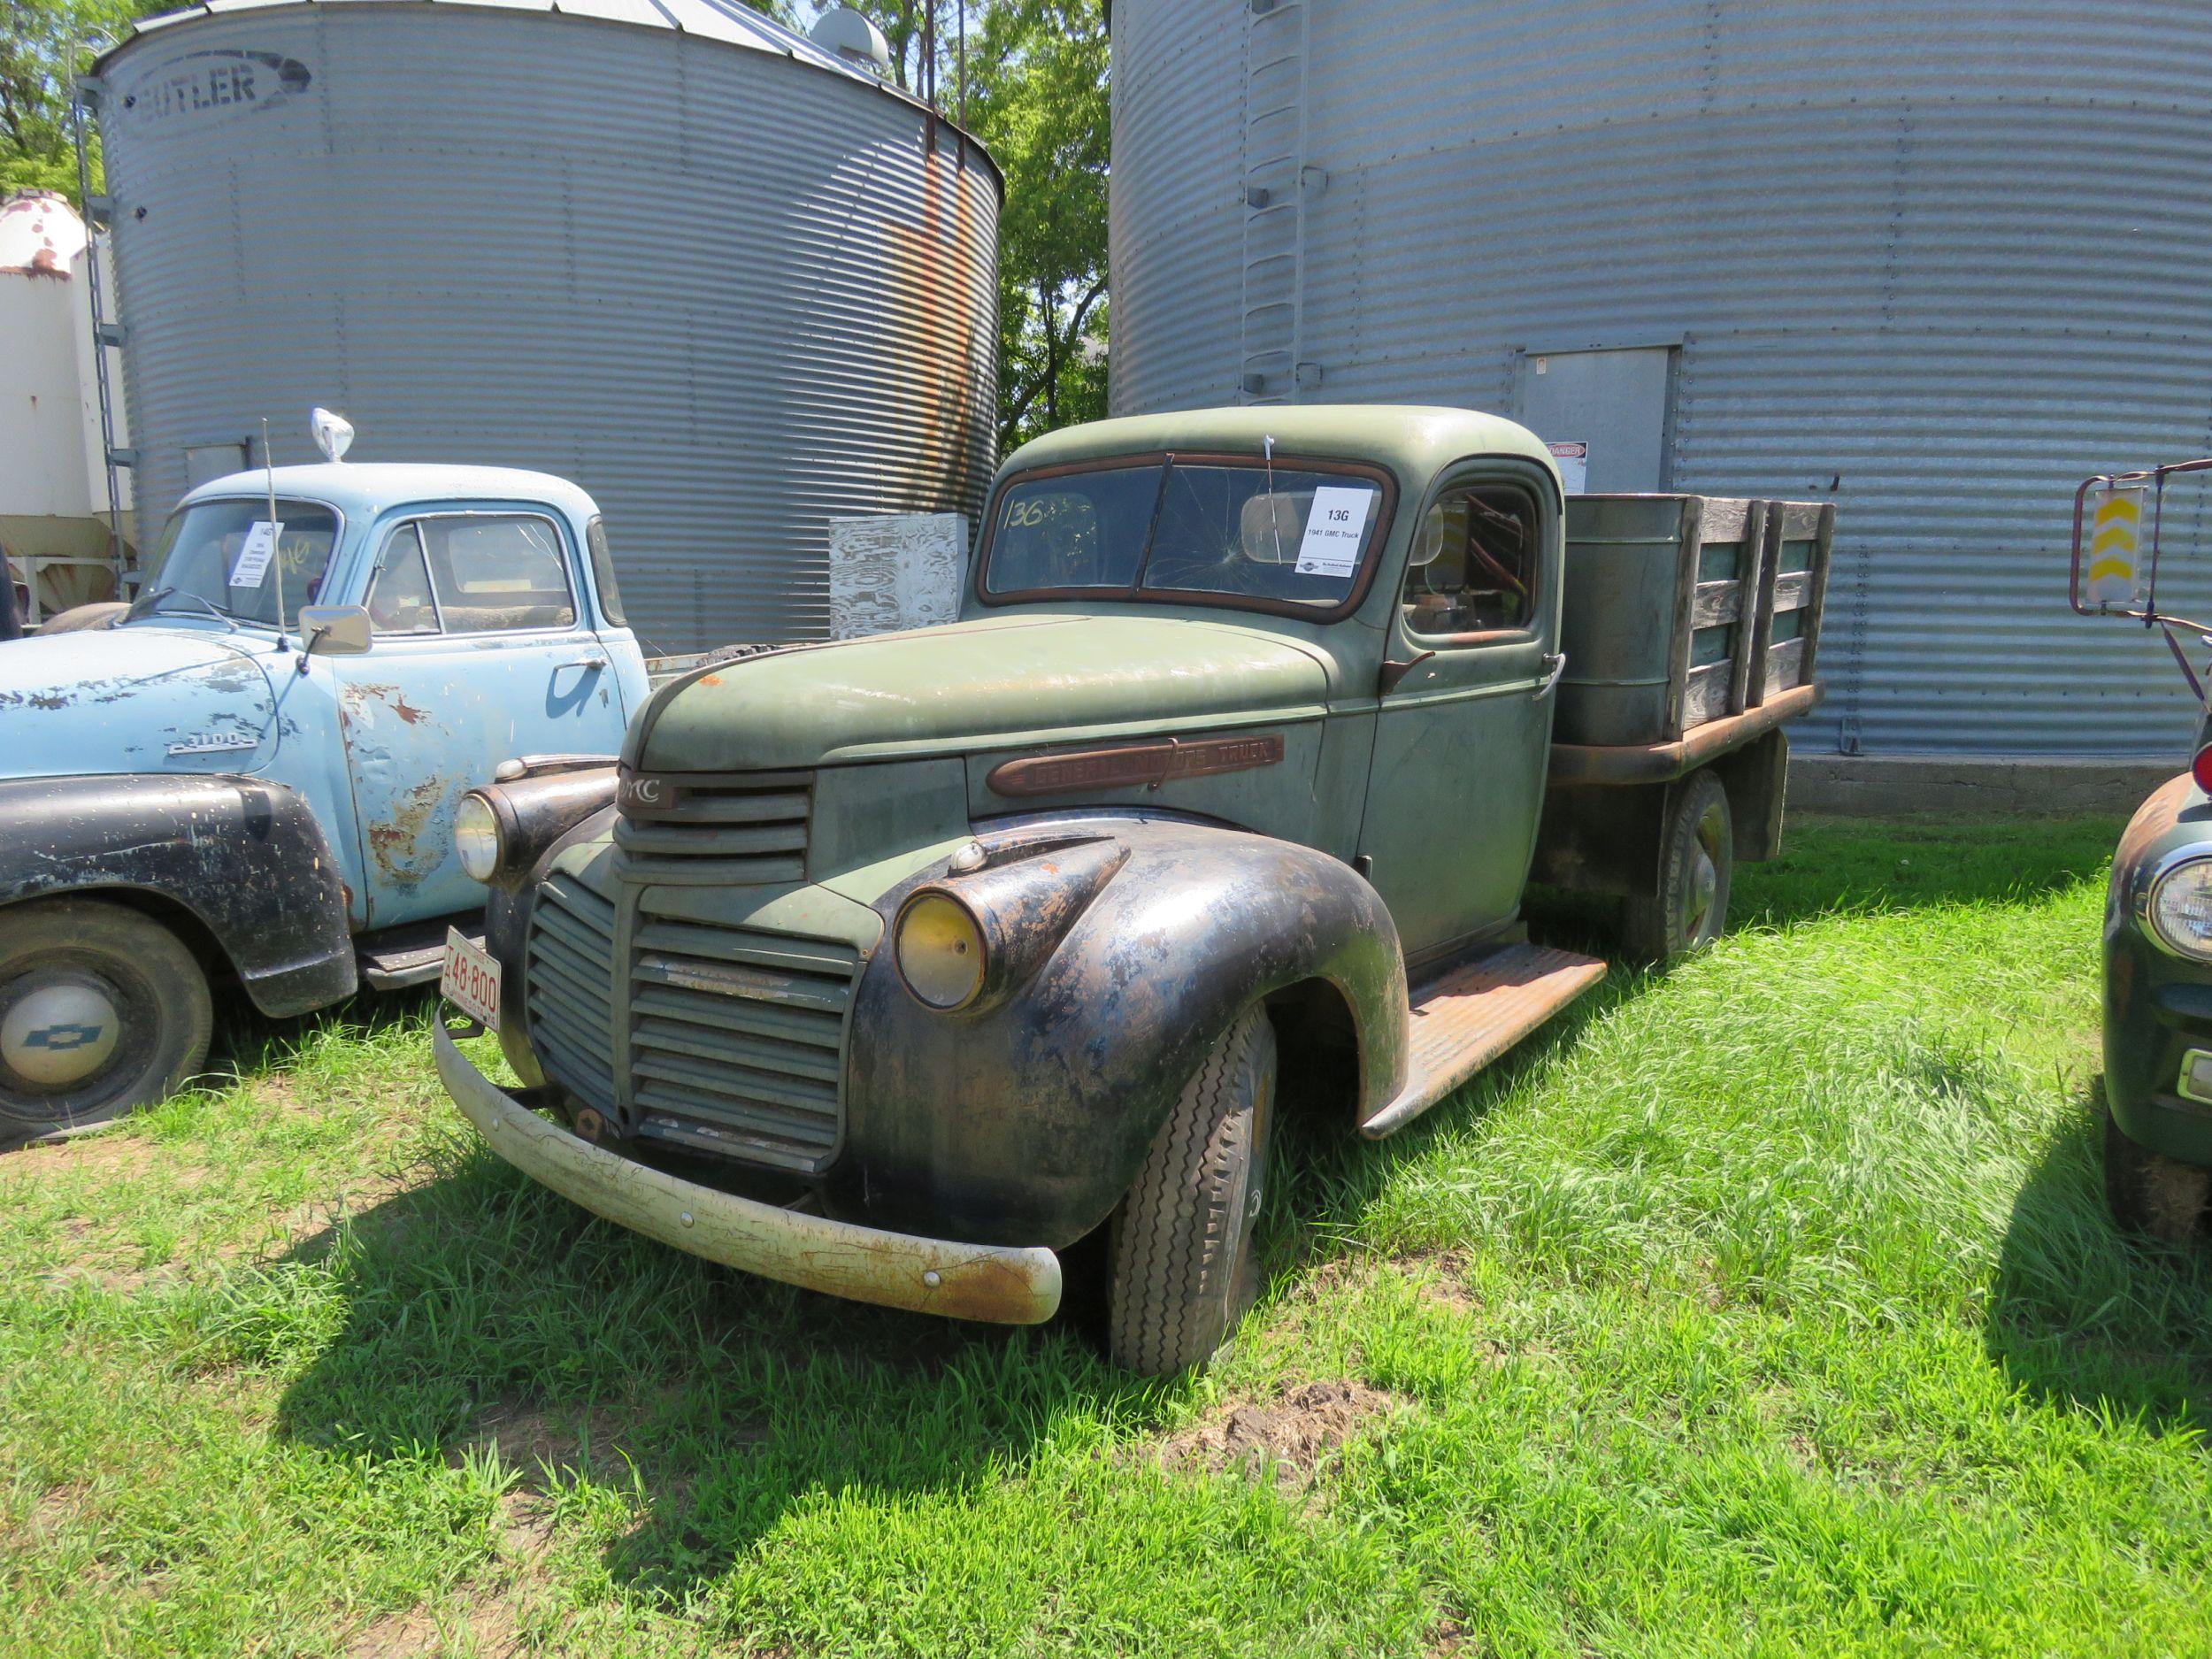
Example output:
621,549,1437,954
432,1024,1063,1325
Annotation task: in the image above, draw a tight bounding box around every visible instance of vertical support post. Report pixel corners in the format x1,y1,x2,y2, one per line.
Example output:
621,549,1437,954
70,74,129,596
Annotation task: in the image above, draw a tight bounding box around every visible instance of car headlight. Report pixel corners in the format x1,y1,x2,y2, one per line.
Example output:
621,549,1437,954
2148,856,2212,960
895,889,987,1010
455,790,505,884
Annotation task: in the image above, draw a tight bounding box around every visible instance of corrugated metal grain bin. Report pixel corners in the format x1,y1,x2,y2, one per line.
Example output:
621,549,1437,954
91,0,999,652
1107,0,2212,757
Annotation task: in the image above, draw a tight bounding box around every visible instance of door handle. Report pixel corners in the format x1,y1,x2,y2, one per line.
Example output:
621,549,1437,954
556,657,607,672
1533,652,1567,699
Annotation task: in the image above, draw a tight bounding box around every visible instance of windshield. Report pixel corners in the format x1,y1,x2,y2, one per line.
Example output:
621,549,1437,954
981,458,1387,612
140,498,342,631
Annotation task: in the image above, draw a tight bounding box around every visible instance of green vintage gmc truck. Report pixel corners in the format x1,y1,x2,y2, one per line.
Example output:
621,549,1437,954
433,406,1832,1372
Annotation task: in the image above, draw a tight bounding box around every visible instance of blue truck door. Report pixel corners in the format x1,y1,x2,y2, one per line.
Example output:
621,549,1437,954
335,509,626,927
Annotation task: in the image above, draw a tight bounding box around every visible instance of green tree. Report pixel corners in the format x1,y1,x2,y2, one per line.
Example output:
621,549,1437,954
964,0,1109,446
794,1,1110,445
1,0,147,201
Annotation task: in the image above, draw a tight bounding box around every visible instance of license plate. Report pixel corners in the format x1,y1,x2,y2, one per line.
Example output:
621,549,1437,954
440,927,502,1032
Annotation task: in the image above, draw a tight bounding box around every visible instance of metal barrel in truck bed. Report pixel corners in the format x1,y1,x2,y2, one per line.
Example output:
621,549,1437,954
1555,495,1834,749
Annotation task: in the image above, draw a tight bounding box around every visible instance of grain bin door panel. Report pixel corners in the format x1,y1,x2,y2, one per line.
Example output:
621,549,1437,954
1514,348,1677,494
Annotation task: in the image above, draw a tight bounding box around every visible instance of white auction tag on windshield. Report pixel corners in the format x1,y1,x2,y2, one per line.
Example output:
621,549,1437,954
227,521,282,588
1294,488,1372,578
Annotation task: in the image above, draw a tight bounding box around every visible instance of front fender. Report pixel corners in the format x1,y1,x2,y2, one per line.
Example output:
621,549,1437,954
2105,772,2212,1168
0,773,356,1017
836,815,1408,1248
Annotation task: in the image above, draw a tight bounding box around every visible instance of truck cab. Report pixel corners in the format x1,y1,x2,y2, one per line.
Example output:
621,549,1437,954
437,405,1824,1372
0,457,648,1141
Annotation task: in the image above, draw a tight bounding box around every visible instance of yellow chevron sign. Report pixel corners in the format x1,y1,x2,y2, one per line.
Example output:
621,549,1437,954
2085,485,2147,605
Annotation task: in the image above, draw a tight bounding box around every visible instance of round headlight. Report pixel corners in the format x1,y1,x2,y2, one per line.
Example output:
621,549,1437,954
2148,856,2212,960
454,790,505,884
895,890,987,1010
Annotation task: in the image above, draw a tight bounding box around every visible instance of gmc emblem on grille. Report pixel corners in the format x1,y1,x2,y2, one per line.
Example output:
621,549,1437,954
618,772,669,810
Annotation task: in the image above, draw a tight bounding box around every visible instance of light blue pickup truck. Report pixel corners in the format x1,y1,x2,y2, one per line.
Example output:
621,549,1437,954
0,453,653,1142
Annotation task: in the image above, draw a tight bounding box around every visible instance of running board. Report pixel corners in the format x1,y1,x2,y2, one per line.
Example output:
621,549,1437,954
1359,943,1607,1139
357,920,482,992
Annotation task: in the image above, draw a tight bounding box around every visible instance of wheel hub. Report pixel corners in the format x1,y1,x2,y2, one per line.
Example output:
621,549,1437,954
1680,803,1727,941
2,977,123,1087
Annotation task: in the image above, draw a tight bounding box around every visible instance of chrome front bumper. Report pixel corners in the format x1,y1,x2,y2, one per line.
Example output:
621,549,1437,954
432,1024,1062,1325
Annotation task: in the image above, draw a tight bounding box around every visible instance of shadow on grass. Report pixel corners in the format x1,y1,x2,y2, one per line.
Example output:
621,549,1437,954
259,987,1636,1605
198,983,445,1090
260,809,2138,1597
1985,1079,2212,1435
265,1142,1168,1601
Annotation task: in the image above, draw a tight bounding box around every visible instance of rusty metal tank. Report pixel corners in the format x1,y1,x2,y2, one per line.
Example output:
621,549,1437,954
91,0,999,651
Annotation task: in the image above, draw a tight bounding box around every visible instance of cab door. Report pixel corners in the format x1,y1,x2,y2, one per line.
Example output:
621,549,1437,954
1355,465,1562,964
334,508,626,929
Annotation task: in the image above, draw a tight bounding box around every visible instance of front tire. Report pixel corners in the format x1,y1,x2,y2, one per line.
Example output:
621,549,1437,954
1622,770,1733,966
0,899,214,1145
2104,1104,2210,1246
1106,1007,1278,1376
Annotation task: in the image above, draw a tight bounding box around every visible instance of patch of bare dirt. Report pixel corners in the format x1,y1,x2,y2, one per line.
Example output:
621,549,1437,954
346,1591,525,1659
0,1133,205,1194
1409,1252,1482,1315
457,1380,723,1492
1157,1379,1409,1489
497,1491,559,1564
260,1164,426,1262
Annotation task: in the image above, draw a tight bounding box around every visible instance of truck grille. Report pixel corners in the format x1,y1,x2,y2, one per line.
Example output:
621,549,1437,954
525,874,618,1111
612,771,813,885
626,903,857,1173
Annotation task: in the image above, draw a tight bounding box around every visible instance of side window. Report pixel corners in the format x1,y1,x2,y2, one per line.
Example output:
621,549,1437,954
1402,484,1540,637
365,524,440,635
420,516,577,633
586,516,627,626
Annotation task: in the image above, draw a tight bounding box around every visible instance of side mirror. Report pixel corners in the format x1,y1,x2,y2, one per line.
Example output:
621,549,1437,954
299,604,373,657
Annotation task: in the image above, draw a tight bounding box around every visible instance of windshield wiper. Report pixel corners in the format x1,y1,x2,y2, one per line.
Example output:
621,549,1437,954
124,588,240,632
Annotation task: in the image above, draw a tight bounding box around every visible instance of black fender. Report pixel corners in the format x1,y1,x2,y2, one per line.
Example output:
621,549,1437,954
0,773,357,1018
835,814,1409,1248
2103,772,2212,1169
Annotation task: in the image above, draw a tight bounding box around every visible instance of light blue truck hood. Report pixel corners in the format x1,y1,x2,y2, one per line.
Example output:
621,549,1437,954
0,627,281,780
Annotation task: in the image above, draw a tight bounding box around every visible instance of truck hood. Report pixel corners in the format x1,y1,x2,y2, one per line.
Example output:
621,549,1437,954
634,613,1331,772
0,627,280,780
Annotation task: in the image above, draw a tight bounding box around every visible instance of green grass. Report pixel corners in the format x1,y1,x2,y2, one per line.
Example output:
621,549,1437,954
3,814,2208,1656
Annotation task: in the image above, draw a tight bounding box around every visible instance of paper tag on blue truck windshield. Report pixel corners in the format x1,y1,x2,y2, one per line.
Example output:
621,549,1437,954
227,521,283,589
1294,488,1373,577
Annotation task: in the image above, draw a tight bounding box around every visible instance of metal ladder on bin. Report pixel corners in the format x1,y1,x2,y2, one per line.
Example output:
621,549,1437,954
1239,0,1319,406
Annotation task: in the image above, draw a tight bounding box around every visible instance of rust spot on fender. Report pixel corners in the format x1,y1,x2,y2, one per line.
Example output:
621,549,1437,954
700,673,724,687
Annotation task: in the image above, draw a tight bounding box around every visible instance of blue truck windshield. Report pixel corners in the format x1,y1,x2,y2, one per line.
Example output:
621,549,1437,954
139,498,341,631
983,459,1385,611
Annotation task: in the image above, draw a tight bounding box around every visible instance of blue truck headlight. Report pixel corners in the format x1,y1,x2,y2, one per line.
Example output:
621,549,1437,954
455,791,506,883
2148,856,2212,961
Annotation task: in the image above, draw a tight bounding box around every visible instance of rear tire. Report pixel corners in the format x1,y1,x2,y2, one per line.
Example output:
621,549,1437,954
0,900,214,1146
1622,771,1733,966
1106,1007,1278,1376
2104,1104,2210,1247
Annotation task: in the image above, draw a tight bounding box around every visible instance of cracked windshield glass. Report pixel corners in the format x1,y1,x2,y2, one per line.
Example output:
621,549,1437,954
137,499,341,631
984,460,1383,609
